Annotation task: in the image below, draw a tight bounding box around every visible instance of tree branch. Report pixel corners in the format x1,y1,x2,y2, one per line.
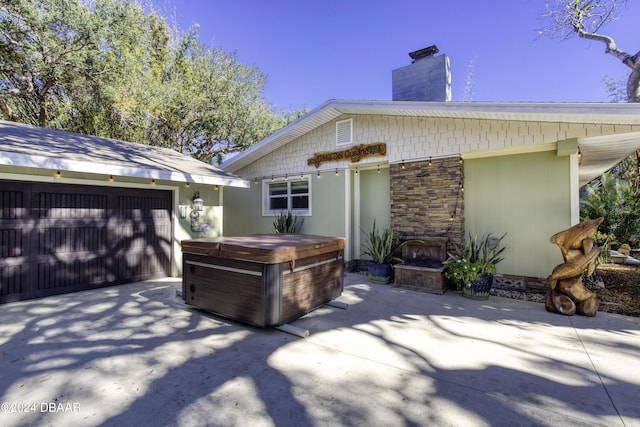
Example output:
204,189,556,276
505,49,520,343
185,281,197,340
575,28,635,69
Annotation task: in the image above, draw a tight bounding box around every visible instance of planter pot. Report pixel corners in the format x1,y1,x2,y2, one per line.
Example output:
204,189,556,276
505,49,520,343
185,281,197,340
367,261,392,284
462,274,494,300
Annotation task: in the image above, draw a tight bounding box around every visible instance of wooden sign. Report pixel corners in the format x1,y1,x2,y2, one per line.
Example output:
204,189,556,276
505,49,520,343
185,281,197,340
307,143,386,168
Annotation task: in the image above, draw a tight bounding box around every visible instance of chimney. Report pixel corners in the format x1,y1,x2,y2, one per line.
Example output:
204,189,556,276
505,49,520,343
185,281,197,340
392,44,451,102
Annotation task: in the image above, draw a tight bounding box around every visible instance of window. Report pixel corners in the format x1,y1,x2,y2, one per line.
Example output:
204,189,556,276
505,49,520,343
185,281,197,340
263,177,311,215
336,118,352,146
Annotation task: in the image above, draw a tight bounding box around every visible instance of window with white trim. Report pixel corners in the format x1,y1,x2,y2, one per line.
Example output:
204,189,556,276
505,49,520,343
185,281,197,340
263,177,311,215
336,118,352,146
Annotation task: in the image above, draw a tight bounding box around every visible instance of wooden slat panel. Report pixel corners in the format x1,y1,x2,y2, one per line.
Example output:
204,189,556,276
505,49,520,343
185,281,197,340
0,180,172,303
184,257,265,326
281,257,343,324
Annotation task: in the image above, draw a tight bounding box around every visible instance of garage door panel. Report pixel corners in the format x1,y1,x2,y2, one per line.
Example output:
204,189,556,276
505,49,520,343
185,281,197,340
0,181,172,303
0,183,31,301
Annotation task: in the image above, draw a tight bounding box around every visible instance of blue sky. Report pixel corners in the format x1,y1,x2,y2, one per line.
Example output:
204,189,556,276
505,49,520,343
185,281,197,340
155,0,639,111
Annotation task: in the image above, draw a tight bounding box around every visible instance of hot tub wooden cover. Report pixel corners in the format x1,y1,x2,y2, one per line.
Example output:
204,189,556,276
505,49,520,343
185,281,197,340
181,234,345,264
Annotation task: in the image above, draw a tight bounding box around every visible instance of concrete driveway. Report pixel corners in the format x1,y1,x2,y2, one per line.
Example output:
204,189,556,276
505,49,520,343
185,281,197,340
0,273,638,427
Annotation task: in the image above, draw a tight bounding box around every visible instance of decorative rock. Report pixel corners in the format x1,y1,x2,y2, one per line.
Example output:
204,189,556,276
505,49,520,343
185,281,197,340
618,243,631,256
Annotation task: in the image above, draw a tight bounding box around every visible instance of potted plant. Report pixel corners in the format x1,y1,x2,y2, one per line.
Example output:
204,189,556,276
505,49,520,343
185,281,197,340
444,233,507,300
362,221,415,284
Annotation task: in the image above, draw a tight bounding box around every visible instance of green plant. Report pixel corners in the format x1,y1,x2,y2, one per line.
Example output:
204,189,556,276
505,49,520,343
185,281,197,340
444,259,496,287
444,232,507,289
581,172,640,247
273,211,304,233
361,221,414,264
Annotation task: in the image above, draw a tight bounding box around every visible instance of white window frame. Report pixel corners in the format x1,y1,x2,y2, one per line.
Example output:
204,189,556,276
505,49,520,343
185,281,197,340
336,118,353,146
262,176,312,216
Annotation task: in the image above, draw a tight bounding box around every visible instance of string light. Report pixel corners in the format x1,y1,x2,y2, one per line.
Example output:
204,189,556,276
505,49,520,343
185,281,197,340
185,182,190,188
109,175,114,182
55,170,61,178
335,169,339,176
428,156,432,166
317,170,321,179
254,177,259,184
151,179,156,185
377,164,380,174
401,160,405,169
354,168,358,175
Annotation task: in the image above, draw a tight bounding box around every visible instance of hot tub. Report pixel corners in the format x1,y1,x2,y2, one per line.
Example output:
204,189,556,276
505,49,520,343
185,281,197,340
181,234,345,327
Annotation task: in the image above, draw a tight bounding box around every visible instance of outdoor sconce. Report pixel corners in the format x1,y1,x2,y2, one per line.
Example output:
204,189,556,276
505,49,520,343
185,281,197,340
178,203,188,219
190,192,210,234
192,192,204,212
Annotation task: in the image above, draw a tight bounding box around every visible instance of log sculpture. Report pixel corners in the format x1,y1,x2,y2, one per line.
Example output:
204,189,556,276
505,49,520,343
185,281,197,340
545,217,604,317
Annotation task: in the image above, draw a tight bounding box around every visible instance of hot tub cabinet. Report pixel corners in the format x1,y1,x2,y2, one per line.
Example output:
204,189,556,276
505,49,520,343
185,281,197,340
181,234,345,327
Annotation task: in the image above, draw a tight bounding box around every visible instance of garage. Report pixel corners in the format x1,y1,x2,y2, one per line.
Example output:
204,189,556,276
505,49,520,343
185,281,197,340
0,120,250,303
0,180,172,303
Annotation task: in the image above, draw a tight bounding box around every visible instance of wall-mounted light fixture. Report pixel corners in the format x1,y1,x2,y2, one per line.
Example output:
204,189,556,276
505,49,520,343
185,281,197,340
190,192,209,234
178,203,188,219
192,192,204,212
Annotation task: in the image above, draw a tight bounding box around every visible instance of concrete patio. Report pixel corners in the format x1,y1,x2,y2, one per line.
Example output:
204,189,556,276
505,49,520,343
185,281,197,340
0,273,638,427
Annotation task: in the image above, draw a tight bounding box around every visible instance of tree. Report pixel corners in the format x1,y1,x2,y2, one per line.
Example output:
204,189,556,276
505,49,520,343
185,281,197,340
581,172,640,247
0,0,103,126
1,0,301,164
539,0,640,102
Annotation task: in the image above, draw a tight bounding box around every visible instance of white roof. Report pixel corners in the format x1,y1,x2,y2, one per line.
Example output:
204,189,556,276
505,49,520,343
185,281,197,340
0,120,249,188
221,99,640,185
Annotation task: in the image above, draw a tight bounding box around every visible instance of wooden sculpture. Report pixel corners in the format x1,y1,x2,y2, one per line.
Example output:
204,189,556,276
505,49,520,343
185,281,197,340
545,217,604,317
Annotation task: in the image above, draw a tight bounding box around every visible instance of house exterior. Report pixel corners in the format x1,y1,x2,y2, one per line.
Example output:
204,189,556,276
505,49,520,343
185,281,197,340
0,120,248,303
221,99,640,283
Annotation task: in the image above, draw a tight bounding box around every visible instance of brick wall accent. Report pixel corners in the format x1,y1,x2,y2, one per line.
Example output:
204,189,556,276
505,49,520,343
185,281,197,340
390,157,464,249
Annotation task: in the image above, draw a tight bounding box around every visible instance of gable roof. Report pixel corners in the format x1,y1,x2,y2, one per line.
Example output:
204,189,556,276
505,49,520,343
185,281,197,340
0,120,249,188
220,99,640,185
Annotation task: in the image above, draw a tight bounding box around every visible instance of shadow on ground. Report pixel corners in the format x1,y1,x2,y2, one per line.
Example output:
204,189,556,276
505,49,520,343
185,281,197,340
1,275,639,426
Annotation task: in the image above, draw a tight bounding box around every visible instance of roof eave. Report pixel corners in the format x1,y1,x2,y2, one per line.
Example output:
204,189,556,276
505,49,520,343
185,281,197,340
0,150,250,188
221,100,640,173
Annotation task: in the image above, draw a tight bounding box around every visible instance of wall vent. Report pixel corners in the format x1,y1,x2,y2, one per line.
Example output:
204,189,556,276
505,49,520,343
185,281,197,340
336,119,352,145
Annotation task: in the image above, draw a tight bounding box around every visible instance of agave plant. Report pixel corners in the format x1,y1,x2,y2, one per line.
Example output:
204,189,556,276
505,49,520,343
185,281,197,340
362,221,413,264
273,211,304,233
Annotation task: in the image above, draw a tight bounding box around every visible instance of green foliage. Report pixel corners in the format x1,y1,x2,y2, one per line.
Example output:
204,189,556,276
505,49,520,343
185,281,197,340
444,233,507,289
272,211,304,234
0,0,299,163
361,221,414,265
580,172,640,247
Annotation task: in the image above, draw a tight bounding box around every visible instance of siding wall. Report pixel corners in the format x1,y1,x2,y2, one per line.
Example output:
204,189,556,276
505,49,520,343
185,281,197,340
229,114,635,279
234,115,638,178
464,150,573,278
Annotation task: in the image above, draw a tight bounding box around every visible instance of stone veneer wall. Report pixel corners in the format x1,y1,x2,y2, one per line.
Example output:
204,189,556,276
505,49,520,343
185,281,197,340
390,157,464,250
